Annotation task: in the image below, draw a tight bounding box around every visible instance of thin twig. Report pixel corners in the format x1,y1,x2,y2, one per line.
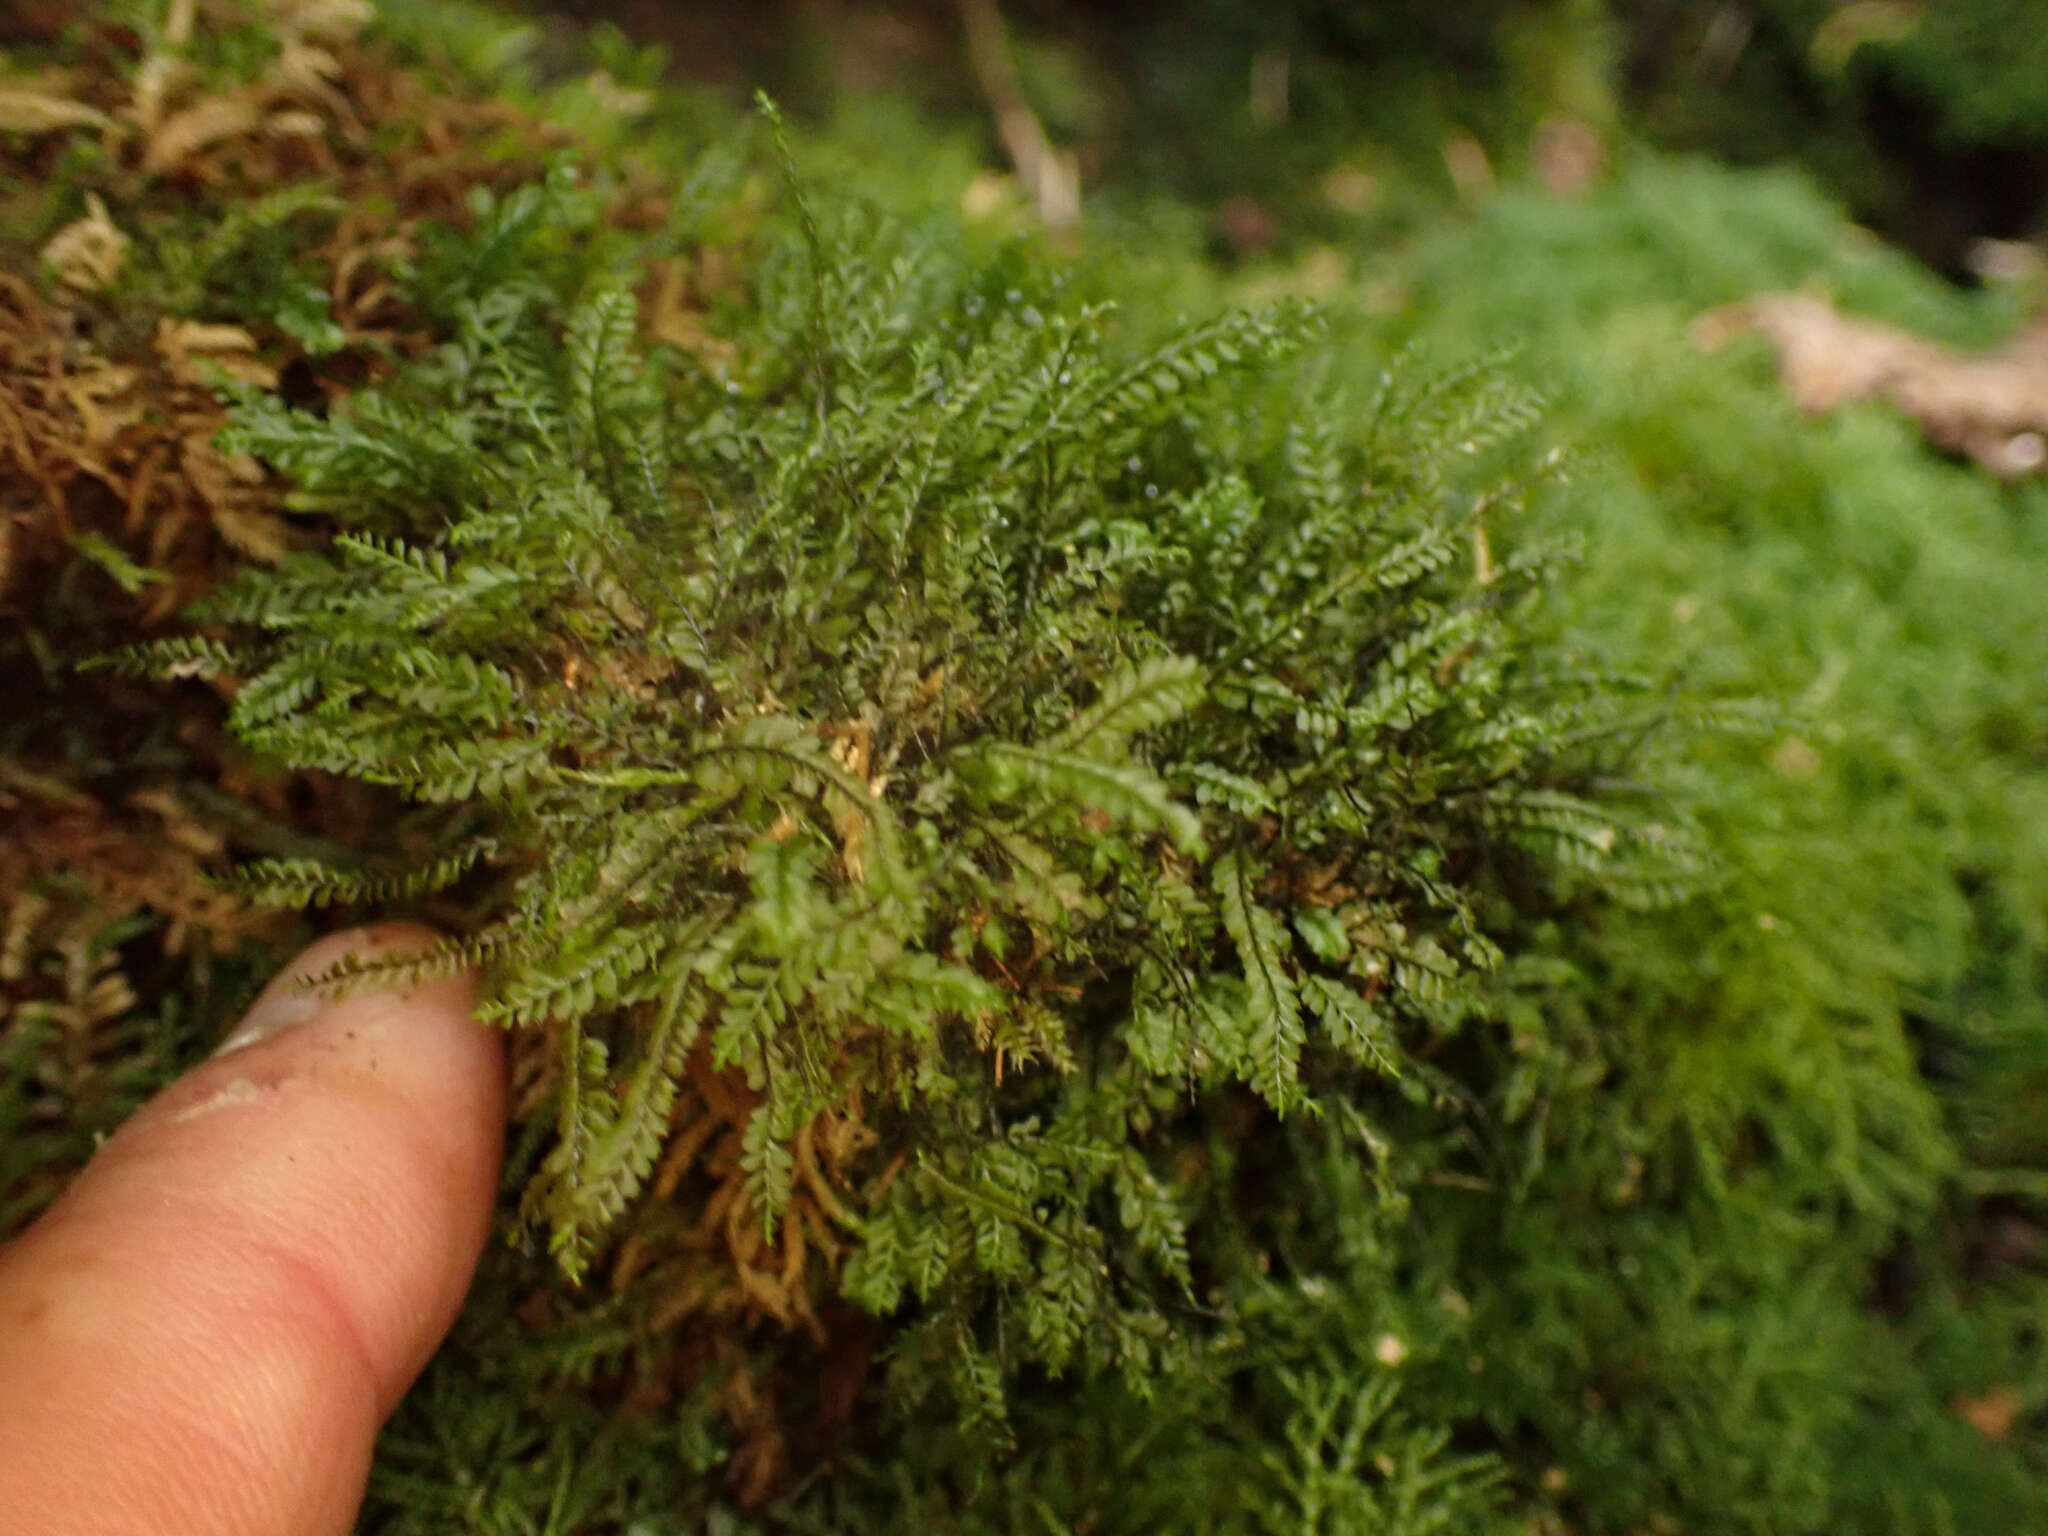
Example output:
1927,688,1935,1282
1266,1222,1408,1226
955,0,1080,231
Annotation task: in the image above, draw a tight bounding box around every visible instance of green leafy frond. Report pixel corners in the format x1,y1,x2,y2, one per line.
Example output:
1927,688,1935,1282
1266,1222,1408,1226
91,633,238,680
1091,302,1325,425
1216,850,1306,1111
222,841,498,908
967,743,1204,852
1302,974,1401,1077
1050,653,1206,756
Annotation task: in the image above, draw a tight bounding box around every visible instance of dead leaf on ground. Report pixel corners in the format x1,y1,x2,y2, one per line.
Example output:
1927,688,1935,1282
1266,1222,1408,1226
60,362,143,449
1695,292,2048,478
155,319,278,388
40,193,129,292
0,87,112,133
143,95,265,175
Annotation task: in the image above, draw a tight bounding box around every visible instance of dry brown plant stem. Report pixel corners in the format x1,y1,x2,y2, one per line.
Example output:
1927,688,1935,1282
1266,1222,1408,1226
955,0,1080,231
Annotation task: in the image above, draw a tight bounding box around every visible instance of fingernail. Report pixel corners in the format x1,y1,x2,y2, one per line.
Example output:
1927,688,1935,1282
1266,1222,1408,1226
214,985,323,1058
213,924,430,1058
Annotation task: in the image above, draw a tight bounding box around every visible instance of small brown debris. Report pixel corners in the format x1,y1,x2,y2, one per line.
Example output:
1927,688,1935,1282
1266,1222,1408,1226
1953,1387,2024,1441
1320,163,1379,216
1532,115,1606,198
1768,737,1822,779
1217,194,1280,259
1441,132,1495,203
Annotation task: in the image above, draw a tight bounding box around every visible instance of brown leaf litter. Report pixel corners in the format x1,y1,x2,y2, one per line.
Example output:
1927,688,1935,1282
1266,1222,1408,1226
1,0,577,612
1695,292,2048,479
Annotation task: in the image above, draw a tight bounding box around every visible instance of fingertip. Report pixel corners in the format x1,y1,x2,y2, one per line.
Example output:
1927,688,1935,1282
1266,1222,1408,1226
0,925,507,1535
211,921,465,1058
